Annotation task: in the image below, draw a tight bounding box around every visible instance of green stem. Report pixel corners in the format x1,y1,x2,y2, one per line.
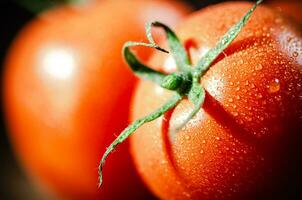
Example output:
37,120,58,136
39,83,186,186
98,93,183,187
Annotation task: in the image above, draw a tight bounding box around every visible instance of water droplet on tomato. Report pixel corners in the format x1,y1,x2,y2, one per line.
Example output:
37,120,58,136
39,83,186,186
185,135,190,140
255,93,263,99
255,64,263,71
246,116,252,122
267,78,280,93
232,112,238,116
200,149,204,154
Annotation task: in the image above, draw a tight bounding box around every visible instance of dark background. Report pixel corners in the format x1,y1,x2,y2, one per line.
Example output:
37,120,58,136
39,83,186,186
0,0,260,199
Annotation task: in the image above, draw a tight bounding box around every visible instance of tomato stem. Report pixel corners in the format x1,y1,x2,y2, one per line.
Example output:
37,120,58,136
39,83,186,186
98,0,263,187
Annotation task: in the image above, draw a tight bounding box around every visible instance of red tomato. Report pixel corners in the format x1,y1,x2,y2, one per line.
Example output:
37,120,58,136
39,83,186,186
267,0,302,22
131,2,302,199
3,0,189,199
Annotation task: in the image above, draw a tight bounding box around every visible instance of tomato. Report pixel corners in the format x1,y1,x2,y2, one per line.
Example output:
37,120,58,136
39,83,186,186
131,2,302,199
267,0,302,22
3,0,189,199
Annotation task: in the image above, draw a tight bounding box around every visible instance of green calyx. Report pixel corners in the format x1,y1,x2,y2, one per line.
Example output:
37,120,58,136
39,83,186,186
161,73,184,90
98,0,263,187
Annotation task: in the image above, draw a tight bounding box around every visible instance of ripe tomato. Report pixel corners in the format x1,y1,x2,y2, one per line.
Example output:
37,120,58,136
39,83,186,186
3,0,189,199
267,0,302,22
131,2,302,199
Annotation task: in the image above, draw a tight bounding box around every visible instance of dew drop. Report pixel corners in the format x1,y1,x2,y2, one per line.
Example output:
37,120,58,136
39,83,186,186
255,64,263,71
255,93,263,99
267,78,280,94
246,116,252,122
185,135,190,140
232,112,239,116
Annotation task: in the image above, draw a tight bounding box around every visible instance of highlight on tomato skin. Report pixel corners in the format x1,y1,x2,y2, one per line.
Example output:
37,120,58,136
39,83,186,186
130,1,302,200
2,0,190,199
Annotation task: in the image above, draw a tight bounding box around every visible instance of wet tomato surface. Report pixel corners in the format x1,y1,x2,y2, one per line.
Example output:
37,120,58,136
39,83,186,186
131,2,302,199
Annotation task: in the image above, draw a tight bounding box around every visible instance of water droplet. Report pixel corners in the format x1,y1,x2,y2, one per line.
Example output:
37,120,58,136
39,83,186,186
258,93,263,99
232,112,239,116
202,140,206,144
200,149,204,154
275,18,282,23
215,136,221,141
185,135,190,140
235,95,241,100
267,78,280,93
246,116,252,122
228,98,233,103
293,51,299,57
255,64,263,71
245,80,249,86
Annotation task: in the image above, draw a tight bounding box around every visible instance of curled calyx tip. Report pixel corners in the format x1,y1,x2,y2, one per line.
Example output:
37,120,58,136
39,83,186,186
98,174,103,188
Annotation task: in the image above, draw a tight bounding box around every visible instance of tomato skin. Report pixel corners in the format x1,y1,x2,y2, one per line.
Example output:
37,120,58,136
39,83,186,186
3,0,189,199
267,0,302,22
131,2,302,200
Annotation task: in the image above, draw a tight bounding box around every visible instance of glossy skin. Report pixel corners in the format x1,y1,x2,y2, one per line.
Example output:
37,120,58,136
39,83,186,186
131,2,302,200
267,0,302,22
3,0,189,199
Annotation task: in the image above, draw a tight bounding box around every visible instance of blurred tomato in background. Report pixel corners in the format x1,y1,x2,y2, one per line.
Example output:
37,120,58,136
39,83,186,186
0,0,301,199
2,0,189,199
